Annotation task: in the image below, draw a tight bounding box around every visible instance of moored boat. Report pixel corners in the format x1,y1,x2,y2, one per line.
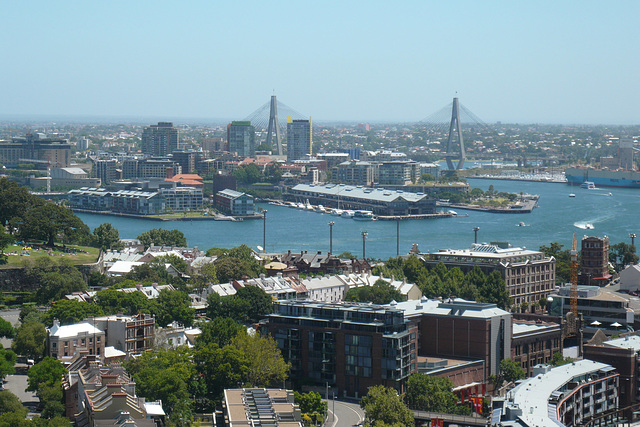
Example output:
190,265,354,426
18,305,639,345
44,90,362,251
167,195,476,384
353,210,374,220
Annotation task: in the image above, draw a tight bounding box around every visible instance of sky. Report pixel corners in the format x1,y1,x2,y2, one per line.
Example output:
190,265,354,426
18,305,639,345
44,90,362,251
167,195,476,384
1,1,639,124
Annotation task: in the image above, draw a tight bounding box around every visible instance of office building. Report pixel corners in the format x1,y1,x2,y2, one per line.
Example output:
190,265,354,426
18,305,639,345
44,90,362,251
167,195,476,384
335,160,378,186
287,119,311,162
580,235,610,285
0,132,71,168
493,360,619,427
261,300,418,398
549,285,633,334
422,243,556,311
92,159,118,184
171,150,197,174
227,121,256,157
511,319,562,377
141,122,179,156
215,189,255,216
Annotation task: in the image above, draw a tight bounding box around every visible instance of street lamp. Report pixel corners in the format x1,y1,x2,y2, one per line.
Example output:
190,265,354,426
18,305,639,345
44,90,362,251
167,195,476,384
396,218,400,257
473,226,480,244
328,221,335,254
630,233,636,247
361,230,368,259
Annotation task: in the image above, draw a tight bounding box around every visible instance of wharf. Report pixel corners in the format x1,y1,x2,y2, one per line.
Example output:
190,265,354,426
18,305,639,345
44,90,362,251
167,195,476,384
70,208,254,221
437,199,538,214
376,212,453,221
467,175,566,183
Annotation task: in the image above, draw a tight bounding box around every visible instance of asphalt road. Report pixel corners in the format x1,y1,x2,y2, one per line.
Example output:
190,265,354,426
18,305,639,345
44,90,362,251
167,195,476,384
326,399,365,427
0,308,20,348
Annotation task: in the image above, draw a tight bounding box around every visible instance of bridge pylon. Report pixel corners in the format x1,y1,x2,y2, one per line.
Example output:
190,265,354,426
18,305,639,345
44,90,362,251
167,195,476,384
445,97,466,170
265,95,282,156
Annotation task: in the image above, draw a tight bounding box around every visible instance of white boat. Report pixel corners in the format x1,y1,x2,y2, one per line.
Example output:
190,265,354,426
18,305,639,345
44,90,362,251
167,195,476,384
569,193,576,198
315,205,326,213
517,222,526,227
353,210,374,220
447,210,458,216
341,210,355,218
305,200,314,211
332,209,343,216
580,181,596,189
296,203,305,209
585,223,594,229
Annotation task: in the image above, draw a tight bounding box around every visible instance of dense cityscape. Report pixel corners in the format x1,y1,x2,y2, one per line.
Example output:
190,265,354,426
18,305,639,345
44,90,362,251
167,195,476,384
2,2,639,427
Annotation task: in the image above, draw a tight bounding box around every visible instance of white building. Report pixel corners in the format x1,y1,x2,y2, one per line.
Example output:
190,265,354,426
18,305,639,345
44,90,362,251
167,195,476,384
620,264,640,292
494,360,619,427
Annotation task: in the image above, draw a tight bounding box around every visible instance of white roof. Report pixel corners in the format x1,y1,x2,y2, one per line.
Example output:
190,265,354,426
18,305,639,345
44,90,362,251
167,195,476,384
207,283,237,297
393,298,510,319
144,401,166,416
107,260,144,274
104,346,126,359
512,322,560,336
504,360,614,426
604,335,640,351
49,322,103,339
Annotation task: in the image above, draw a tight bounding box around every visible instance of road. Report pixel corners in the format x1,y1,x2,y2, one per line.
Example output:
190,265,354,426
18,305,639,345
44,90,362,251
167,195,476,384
0,308,20,348
325,399,365,427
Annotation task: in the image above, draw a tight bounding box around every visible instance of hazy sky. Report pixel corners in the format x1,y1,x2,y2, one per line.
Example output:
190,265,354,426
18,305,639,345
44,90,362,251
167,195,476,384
1,1,638,124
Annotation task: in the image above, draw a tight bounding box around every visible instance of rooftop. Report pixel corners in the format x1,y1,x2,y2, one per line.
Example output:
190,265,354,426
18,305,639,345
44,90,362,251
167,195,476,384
291,183,429,203
49,322,103,338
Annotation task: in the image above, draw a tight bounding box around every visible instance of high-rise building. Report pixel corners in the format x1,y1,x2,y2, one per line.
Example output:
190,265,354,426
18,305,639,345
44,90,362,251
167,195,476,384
0,133,71,169
171,151,196,174
92,159,118,184
286,118,311,162
227,121,255,157
141,122,179,156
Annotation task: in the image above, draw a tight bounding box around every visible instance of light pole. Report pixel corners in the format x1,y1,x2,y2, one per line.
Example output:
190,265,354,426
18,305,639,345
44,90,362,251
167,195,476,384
473,226,480,244
630,233,636,247
328,221,335,254
361,230,368,259
262,209,268,252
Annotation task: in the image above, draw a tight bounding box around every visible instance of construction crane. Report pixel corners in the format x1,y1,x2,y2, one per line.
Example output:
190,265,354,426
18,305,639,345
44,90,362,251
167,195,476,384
570,233,578,317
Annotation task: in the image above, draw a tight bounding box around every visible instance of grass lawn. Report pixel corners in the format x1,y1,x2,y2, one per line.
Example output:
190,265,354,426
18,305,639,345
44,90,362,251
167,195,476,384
1,243,101,268
151,211,215,220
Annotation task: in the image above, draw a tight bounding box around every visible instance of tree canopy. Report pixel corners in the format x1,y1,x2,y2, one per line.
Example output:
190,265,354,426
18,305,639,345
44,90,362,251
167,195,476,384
344,279,405,304
405,374,470,415
92,223,123,252
137,229,187,250
12,322,47,360
360,385,414,427
13,203,89,247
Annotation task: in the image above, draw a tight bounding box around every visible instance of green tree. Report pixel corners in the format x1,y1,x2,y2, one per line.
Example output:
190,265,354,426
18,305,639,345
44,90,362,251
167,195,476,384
0,228,14,265
540,242,571,285
360,385,414,427
0,390,27,416
26,357,66,393
213,257,255,283
92,223,124,251
0,319,14,339
14,203,89,247
477,271,511,309
25,258,87,304
95,289,151,316
550,352,573,366
0,177,44,226
137,229,187,250
0,348,16,382
19,306,43,325
232,333,289,387
153,289,195,328
234,286,273,322
196,317,245,348
499,358,525,384
405,374,469,415
194,343,248,403
12,322,47,360
190,262,217,293
610,242,639,271
155,254,189,274
42,300,104,327
344,279,405,304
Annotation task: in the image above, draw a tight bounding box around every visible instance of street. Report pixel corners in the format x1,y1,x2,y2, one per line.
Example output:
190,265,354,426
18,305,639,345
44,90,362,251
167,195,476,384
325,399,365,427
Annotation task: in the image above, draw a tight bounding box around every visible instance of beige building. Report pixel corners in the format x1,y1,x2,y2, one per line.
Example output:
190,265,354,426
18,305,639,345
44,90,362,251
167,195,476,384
48,321,105,363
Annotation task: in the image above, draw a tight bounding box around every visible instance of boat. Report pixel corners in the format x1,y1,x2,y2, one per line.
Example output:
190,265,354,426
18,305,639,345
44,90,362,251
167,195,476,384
565,167,640,188
447,210,458,216
580,181,596,189
341,210,354,218
585,223,594,229
332,209,343,216
517,222,526,227
569,194,576,198
353,210,374,220
315,205,326,213
296,203,305,209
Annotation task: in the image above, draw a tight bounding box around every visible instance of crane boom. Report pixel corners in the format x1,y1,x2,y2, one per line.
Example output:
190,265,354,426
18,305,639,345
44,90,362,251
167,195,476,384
570,233,578,317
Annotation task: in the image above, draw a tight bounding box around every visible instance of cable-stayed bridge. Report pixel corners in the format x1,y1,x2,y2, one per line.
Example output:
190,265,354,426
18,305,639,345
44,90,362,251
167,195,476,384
244,96,307,156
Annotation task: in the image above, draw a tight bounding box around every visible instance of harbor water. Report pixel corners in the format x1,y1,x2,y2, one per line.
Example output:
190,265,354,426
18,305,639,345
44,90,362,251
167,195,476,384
76,179,639,260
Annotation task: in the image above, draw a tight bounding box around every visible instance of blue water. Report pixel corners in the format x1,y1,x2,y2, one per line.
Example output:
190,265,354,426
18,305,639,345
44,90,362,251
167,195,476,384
76,179,639,259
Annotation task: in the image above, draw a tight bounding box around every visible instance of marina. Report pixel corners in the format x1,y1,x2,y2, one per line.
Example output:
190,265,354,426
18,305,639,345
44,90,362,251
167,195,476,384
76,179,640,260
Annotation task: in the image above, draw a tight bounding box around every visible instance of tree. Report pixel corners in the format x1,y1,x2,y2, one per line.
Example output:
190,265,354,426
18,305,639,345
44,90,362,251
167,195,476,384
196,317,245,348
12,322,47,360
610,242,639,271
0,228,14,265
0,319,14,340
0,177,44,226
25,258,87,304
190,262,217,293
0,390,27,417
344,279,405,304
360,385,414,427
234,286,273,322
153,289,195,328
550,352,573,366
14,203,89,247
294,391,327,426
232,333,289,387
0,348,16,382
137,229,187,250
405,374,469,415
499,358,525,384
41,300,104,327
92,223,124,251
26,357,66,393
194,343,248,403
95,289,151,316
213,257,255,283
477,271,511,309
19,306,43,325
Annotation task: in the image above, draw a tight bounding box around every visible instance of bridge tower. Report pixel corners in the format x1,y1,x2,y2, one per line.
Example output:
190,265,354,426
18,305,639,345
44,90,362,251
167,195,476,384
265,95,282,156
445,97,466,170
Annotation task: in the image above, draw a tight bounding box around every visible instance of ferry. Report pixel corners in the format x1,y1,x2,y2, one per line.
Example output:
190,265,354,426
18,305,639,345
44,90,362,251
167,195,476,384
353,210,374,220
580,181,596,190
